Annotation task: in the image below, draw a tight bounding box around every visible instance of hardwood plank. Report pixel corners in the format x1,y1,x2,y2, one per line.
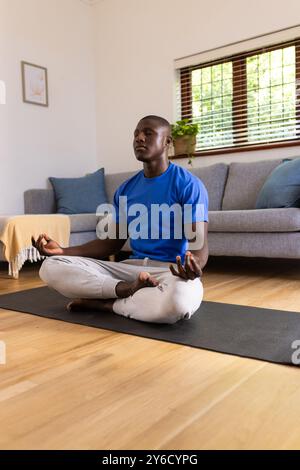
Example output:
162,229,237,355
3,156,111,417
163,363,300,450
0,258,299,449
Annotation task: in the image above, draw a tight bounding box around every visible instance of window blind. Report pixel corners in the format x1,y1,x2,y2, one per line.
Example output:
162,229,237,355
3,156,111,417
176,38,300,154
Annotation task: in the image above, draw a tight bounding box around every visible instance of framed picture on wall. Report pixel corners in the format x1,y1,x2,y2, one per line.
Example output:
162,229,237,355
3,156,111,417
21,61,49,106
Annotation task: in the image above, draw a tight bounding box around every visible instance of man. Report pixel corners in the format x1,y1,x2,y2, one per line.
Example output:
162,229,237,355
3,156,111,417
33,115,209,324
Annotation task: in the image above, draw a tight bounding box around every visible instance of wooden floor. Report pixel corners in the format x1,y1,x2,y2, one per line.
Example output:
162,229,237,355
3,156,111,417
0,257,300,450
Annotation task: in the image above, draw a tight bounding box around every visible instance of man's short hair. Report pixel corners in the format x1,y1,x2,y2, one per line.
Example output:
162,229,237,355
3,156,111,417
140,115,171,133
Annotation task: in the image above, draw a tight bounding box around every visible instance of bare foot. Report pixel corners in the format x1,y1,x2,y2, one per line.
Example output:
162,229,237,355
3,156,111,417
66,298,114,313
66,272,159,313
115,271,159,298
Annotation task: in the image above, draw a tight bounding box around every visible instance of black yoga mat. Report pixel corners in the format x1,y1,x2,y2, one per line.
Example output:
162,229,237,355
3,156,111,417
0,286,300,366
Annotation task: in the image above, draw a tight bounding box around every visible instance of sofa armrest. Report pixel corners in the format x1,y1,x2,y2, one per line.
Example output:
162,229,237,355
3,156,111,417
24,189,56,214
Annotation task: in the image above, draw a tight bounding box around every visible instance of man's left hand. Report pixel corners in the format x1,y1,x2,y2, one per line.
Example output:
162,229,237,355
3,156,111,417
169,251,202,280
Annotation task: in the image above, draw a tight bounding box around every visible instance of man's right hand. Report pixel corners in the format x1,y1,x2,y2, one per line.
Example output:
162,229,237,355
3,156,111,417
31,233,64,257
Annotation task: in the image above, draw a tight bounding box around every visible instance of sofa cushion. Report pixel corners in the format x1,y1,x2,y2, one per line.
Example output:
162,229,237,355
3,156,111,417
49,168,108,214
209,208,300,232
189,163,228,211
105,171,137,204
208,232,300,258
222,159,282,210
105,163,228,211
68,214,102,233
69,231,98,246
255,158,300,209
24,189,56,214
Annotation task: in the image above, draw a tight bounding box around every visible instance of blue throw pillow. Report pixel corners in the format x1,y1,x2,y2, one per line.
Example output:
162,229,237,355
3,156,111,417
49,168,108,214
255,158,300,209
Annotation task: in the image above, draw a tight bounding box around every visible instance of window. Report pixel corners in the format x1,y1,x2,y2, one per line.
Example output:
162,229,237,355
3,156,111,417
178,39,300,154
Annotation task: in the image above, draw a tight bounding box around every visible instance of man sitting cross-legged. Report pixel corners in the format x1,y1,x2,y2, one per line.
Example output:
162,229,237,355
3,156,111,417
33,115,209,324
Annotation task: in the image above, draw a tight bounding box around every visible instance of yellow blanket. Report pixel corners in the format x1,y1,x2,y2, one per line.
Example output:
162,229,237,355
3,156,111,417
0,214,70,278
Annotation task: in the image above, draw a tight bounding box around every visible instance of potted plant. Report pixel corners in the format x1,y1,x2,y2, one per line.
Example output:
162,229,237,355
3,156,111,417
171,119,199,164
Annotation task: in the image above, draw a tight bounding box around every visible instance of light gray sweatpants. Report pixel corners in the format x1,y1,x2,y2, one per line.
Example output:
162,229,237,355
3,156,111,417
39,256,203,324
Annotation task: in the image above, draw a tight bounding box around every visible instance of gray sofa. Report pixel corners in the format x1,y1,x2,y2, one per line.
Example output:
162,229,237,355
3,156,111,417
3,158,300,261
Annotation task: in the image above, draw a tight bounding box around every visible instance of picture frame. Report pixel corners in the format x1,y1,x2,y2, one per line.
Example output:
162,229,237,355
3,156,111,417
21,61,49,107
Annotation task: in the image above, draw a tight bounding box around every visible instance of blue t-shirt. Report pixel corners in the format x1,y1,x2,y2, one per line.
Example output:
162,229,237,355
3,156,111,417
113,162,209,263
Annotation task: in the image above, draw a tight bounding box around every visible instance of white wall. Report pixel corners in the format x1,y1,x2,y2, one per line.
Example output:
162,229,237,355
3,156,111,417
2,0,300,215
0,0,97,214
93,0,300,174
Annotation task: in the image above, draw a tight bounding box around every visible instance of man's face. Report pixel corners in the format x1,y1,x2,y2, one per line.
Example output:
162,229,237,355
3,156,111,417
133,119,170,162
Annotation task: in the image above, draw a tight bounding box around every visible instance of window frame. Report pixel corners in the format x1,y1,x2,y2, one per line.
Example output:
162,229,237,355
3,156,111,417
176,39,300,158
